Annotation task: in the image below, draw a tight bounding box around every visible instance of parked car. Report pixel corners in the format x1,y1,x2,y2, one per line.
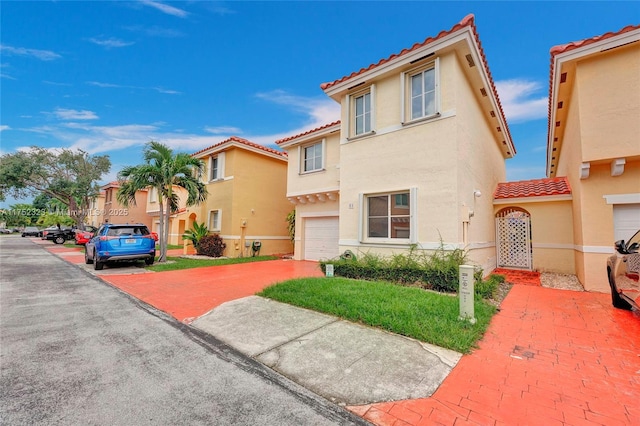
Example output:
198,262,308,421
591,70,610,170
43,226,76,244
74,225,98,245
22,226,42,237
85,223,156,270
607,229,640,310
0,228,13,234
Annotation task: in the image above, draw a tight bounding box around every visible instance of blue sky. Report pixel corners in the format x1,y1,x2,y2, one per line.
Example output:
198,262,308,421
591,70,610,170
1,1,638,208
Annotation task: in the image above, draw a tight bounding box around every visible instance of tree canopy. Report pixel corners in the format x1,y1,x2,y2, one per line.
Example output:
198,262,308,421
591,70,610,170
0,147,111,227
117,141,207,262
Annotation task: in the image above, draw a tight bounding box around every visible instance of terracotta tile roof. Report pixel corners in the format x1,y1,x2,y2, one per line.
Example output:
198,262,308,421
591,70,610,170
319,14,514,154
494,177,571,199
192,136,286,158
275,121,341,145
546,23,640,175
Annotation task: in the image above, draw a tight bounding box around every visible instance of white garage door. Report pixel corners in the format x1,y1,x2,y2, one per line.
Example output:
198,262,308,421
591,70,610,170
613,204,640,242
304,217,339,261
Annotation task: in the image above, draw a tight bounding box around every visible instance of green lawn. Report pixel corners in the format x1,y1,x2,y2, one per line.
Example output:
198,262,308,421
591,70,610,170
259,277,497,354
146,255,279,272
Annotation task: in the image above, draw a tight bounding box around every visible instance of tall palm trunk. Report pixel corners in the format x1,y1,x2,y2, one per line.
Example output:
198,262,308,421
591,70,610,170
158,196,166,262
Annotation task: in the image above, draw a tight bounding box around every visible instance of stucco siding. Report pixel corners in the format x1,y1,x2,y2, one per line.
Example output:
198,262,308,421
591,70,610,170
578,43,640,162
285,132,340,196
454,51,507,270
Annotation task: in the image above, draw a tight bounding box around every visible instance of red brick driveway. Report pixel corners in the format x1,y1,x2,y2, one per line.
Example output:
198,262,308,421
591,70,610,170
101,259,322,322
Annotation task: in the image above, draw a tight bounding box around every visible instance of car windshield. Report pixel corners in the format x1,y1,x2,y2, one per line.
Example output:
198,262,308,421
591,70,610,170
25,227,38,231
626,230,640,253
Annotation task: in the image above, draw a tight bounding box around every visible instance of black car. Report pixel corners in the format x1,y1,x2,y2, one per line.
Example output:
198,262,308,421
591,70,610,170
21,226,42,237
607,229,640,310
42,226,76,244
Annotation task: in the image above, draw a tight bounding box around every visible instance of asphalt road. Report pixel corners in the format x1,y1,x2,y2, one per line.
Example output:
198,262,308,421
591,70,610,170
0,236,367,425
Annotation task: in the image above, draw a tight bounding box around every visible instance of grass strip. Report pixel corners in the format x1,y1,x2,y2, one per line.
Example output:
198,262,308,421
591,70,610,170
147,255,278,272
259,277,496,354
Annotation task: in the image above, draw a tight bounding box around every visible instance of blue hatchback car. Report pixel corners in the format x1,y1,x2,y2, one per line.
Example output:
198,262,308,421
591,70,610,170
85,223,156,270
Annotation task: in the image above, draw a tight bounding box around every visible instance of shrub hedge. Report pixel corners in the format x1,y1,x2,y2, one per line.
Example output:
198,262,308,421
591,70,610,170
319,245,505,300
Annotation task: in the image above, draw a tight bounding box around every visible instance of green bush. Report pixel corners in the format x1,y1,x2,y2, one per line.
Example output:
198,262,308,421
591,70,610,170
320,243,471,294
475,273,505,300
198,234,226,257
320,244,506,301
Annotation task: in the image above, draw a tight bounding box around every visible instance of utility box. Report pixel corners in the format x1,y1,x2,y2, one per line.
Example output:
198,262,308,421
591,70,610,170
458,265,476,324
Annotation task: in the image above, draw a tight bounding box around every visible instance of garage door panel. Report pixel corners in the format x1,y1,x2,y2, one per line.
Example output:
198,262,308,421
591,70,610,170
613,204,640,242
304,217,339,261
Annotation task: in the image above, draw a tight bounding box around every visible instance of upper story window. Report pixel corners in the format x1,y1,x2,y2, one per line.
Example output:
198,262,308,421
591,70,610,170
347,86,375,139
301,140,324,173
355,92,371,135
209,153,225,182
401,59,439,124
149,187,158,203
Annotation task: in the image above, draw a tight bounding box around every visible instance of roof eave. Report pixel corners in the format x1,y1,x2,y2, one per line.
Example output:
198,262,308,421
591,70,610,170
277,122,341,149
546,27,640,177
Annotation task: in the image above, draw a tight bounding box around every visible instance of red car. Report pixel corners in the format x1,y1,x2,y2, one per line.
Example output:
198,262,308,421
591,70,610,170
75,226,98,245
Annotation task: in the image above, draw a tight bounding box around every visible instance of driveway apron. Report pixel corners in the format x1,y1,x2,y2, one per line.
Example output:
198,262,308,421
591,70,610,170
351,285,640,425
100,260,323,322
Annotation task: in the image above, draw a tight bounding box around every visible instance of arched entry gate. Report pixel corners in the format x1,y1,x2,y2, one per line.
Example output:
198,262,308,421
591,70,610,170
496,207,532,270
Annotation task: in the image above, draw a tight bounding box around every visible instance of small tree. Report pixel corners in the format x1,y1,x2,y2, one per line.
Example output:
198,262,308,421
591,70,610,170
0,147,111,227
286,210,295,245
117,141,207,262
182,222,210,253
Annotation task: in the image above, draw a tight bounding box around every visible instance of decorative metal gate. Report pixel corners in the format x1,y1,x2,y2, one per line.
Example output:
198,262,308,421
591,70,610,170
496,208,532,270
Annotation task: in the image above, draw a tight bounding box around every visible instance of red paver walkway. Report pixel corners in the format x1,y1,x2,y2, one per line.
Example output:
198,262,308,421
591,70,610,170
349,285,640,425
494,268,541,286
101,260,323,322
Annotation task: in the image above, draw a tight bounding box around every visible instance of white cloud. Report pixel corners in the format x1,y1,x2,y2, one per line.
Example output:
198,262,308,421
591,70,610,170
53,108,99,121
0,125,10,132
140,0,188,18
154,87,182,95
1,73,16,80
495,79,548,123
0,44,61,61
87,81,181,95
204,126,243,135
256,89,340,129
12,93,339,169
43,80,72,86
125,25,184,38
88,37,135,48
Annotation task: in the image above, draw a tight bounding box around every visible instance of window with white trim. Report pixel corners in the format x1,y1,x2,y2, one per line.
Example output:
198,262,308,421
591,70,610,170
209,210,221,231
209,152,225,181
347,86,375,138
401,59,439,123
355,92,371,135
364,190,413,240
301,141,323,173
149,187,157,203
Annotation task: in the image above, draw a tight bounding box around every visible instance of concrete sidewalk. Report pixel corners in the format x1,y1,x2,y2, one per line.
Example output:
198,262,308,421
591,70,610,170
192,296,461,406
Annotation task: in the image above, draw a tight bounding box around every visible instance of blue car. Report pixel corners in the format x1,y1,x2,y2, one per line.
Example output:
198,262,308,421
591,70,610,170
85,223,156,270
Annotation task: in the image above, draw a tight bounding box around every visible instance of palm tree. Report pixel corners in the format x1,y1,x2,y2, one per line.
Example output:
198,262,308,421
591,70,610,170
117,141,207,262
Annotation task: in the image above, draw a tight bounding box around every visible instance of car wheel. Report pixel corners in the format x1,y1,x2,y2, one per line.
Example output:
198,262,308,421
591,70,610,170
85,249,93,264
21,234,25,237
53,235,65,244
608,274,632,310
145,257,155,265
94,251,103,271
